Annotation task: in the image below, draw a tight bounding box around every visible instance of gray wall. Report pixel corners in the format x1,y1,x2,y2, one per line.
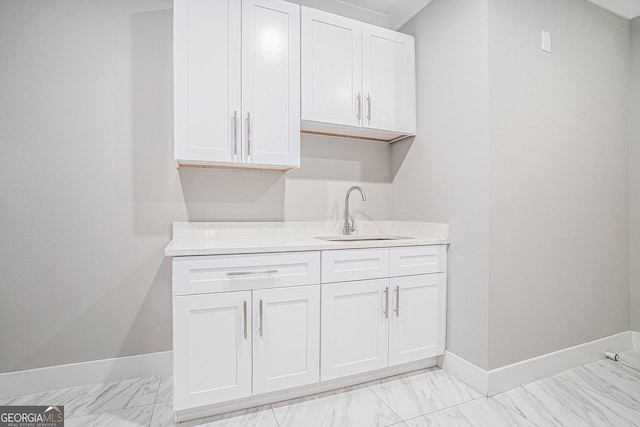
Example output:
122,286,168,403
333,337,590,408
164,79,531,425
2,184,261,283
0,0,392,373
396,0,631,370
487,0,630,369
394,0,491,369
1,0,634,375
632,17,640,332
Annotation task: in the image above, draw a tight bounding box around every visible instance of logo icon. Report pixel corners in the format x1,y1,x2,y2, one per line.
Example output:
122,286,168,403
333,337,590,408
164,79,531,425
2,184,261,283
0,405,64,426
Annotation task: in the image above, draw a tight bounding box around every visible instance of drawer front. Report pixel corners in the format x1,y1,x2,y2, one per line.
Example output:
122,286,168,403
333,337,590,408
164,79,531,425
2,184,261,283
321,248,389,283
173,251,321,296
390,245,446,277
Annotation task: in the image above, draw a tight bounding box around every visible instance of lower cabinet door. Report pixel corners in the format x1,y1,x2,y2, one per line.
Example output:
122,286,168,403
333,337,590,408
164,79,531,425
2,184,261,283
173,291,252,411
388,273,445,365
321,279,389,381
253,285,320,394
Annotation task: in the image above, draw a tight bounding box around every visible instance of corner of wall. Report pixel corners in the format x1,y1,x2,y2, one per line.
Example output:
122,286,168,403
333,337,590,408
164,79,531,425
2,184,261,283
631,17,640,332
394,0,491,371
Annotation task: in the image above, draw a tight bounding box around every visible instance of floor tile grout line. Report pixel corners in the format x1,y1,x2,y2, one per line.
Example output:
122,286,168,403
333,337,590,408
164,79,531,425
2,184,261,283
149,400,165,426
62,375,162,420
363,381,407,423
19,355,640,426
364,370,490,423
489,393,543,427
384,420,409,427
398,396,485,424
152,374,163,404
554,374,640,415
2,373,166,404
269,404,281,427
64,401,157,420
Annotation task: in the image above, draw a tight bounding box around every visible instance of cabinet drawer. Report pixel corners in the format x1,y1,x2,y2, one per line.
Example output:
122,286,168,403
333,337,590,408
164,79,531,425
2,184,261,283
321,248,389,283
173,251,321,296
390,246,446,277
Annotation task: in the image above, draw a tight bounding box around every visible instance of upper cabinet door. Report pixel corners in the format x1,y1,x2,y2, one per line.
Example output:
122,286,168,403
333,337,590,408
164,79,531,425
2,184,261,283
362,24,415,134
301,8,362,127
242,0,300,169
174,0,242,165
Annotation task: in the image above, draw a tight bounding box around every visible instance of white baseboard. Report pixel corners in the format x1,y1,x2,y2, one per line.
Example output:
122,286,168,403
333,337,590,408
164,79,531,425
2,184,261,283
0,351,172,400
487,331,632,395
443,331,633,397
441,350,487,395
4,331,637,404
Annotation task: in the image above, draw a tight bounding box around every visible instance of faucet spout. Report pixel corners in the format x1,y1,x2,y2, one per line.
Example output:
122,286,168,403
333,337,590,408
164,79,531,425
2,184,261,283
343,186,367,235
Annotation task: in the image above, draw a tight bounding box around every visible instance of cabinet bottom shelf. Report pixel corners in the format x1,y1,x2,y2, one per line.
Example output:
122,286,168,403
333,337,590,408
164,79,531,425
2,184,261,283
300,120,413,144
177,162,297,173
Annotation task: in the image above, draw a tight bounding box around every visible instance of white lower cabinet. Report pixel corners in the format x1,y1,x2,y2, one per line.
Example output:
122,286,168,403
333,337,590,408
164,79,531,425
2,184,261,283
320,279,389,381
253,285,320,394
171,245,447,419
389,274,446,366
174,285,321,411
173,291,252,411
321,274,446,380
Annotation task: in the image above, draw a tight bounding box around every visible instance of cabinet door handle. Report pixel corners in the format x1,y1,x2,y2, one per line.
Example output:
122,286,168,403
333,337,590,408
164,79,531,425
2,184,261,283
356,93,362,123
246,112,251,156
366,93,371,125
259,299,264,337
383,287,389,318
395,285,400,317
243,301,248,339
226,269,278,277
233,110,238,155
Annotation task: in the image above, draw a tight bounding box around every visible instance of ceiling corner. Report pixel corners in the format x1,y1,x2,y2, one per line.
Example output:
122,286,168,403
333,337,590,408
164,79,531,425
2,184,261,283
389,0,433,30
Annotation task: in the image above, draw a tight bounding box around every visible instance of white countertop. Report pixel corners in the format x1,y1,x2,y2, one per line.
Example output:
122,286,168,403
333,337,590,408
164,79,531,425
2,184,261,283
165,221,450,256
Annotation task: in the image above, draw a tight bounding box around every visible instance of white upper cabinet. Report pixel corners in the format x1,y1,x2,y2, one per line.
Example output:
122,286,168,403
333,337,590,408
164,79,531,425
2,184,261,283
362,24,416,135
301,8,362,127
174,0,300,171
174,0,241,165
301,7,416,143
242,0,300,169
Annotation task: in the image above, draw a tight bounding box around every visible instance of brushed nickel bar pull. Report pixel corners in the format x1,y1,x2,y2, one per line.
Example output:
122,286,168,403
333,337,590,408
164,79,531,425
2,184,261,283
227,269,278,277
366,93,372,125
243,301,248,339
384,287,389,319
259,300,264,338
395,285,400,317
356,93,362,123
233,110,238,155
247,112,251,156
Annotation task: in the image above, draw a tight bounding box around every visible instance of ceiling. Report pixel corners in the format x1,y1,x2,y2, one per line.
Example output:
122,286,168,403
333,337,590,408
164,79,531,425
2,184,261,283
336,0,402,16
320,0,640,29
296,0,432,29
586,0,640,18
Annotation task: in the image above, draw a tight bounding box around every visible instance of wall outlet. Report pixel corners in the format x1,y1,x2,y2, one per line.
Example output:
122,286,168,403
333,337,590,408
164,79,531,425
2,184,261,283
542,30,551,53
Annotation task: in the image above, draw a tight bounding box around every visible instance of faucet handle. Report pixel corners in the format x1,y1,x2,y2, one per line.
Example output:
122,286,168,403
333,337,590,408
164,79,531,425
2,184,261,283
343,221,356,235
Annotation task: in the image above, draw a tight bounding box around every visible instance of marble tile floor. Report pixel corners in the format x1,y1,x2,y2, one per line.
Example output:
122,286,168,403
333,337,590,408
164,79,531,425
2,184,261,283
2,351,640,426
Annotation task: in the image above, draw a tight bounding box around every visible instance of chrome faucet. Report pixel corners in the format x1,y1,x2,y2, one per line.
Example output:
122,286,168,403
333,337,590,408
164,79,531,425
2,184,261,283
343,186,367,235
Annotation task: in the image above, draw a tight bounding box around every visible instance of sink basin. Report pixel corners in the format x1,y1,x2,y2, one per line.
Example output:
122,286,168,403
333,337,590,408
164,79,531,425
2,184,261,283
316,235,414,242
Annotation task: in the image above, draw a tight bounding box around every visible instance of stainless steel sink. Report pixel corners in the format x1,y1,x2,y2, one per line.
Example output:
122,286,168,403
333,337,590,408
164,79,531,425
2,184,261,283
316,235,414,242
